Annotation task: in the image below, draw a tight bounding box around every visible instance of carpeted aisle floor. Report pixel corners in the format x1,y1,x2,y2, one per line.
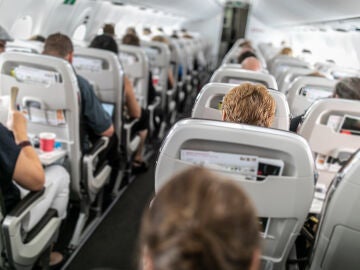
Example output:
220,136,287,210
66,159,156,270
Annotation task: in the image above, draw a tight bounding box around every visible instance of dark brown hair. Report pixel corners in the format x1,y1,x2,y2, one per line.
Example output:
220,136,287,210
43,33,73,58
122,33,140,47
140,167,260,270
334,77,360,100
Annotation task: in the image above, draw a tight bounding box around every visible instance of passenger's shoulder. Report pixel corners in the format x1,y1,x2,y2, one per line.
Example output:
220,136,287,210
76,74,91,88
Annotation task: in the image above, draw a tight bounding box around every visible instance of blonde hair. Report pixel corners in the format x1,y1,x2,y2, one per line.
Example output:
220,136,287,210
222,83,276,127
140,167,260,270
151,35,169,45
280,47,293,56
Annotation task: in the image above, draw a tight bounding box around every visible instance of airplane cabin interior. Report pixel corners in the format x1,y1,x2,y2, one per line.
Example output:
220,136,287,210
0,0,359,269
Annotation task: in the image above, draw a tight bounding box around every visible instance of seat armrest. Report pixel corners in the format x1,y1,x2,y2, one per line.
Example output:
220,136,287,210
124,118,141,153
167,88,176,99
85,136,109,157
124,118,139,131
148,96,161,111
83,136,111,199
2,189,60,268
7,190,45,218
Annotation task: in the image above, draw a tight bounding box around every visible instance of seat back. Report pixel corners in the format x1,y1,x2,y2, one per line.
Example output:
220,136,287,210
170,38,188,86
155,118,314,270
0,52,82,198
310,150,360,270
141,40,171,111
268,55,310,80
315,62,360,80
287,77,336,116
192,83,290,130
298,99,360,187
210,67,278,89
277,67,315,93
73,47,124,143
258,42,279,61
118,44,150,108
6,40,44,54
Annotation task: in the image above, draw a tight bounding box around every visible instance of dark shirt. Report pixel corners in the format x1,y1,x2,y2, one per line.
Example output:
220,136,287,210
290,114,305,132
76,75,113,151
148,71,157,105
0,124,21,213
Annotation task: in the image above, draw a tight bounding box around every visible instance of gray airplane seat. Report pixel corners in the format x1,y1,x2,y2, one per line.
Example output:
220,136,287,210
170,38,188,112
268,55,311,82
277,67,315,93
141,40,171,113
258,42,279,62
0,52,112,248
118,45,150,108
210,67,278,89
192,83,290,130
155,119,315,270
73,46,134,193
6,40,44,54
0,188,60,269
170,39,188,103
222,47,267,69
298,99,360,188
118,44,161,135
141,40,172,137
286,76,336,117
309,150,360,270
315,62,360,80
73,47,126,149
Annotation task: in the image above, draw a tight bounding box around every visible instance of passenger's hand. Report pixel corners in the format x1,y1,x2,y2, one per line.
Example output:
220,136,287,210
7,111,28,143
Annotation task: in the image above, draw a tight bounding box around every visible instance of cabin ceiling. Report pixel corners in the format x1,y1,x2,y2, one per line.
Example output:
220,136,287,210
251,0,360,27
111,0,224,21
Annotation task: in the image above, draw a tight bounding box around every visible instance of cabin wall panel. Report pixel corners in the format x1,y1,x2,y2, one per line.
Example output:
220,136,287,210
0,0,60,39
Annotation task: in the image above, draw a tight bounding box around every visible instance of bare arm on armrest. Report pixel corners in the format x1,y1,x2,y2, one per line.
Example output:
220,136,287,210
101,124,114,137
124,75,141,119
167,68,175,89
8,111,45,191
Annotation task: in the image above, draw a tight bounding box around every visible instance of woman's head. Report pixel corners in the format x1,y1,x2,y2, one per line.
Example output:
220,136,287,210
140,167,260,270
333,77,360,100
89,34,118,54
280,47,293,56
222,83,276,127
122,33,140,47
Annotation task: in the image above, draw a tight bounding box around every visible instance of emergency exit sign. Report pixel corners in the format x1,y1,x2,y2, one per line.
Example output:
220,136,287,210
63,0,76,5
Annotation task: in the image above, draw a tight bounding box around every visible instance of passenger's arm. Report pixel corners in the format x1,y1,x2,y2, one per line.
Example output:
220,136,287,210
101,124,114,137
167,68,175,89
124,75,141,118
8,111,45,191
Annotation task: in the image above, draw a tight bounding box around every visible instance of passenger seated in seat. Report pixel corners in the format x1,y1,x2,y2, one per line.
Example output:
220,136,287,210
90,34,149,173
241,57,262,72
1,110,70,266
139,167,260,270
103,23,115,37
122,33,158,106
222,83,276,127
290,77,360,132
43,33,121,178
279,47,293,56
238,51,257,64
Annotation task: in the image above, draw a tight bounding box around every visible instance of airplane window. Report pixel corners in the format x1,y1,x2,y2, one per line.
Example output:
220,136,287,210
10,15,33,39
73,24,87,41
